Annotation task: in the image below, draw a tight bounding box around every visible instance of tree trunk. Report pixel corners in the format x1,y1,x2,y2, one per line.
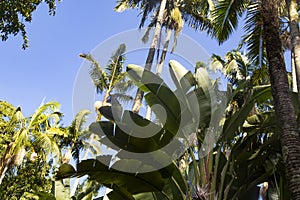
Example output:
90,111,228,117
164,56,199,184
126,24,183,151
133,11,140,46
261,0,300,199
0,157,12,185
132,0,167,113
145,28,172,120
289,0,300,102
156,28,172,76
292,51,298,92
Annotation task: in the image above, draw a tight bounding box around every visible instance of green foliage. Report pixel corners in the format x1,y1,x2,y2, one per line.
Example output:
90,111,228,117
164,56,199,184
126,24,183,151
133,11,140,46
56,59,220,200
80,43,129,95
0,100,69,199
72,179,102,200
115,0,214,34
57,157,187,200
239,2,266,68
212,0,250,43
0,150,54,199
57,58,295,199
179,0,214,32
0,0,60,49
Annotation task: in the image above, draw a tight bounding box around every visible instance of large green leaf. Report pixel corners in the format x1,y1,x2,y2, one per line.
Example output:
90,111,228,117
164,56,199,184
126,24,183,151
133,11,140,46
56,163,76,179
57,156,188,200
127,64,182,124
169,60,196,94
57,158,169,197
222,85,271,141
89,115,177,154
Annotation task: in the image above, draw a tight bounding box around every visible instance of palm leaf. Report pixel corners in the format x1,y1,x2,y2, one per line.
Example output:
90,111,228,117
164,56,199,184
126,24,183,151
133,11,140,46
222,85,272,141
212,0,249,43
110,93,134,103
113,74,135,93
28,101,60,129
70,109,91,140
80,53,109,94
105,44,127,96
36,130,61,160
115,0,160,28
239,2,266,68
180,0,214,33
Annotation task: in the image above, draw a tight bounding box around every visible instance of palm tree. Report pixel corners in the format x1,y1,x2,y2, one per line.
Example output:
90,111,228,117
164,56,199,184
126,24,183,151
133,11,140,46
74,44,132,197
0,101,64,184
208,0,300,198
131,0,168,113
115,0,214,113
141,4,184,119
287,0,300,103
60,109,102,197
261,1,300,198
0,100,67,199
80,43,133,121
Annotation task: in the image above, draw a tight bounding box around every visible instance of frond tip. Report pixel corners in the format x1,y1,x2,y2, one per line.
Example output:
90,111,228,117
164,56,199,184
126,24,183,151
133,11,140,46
79,53,109,93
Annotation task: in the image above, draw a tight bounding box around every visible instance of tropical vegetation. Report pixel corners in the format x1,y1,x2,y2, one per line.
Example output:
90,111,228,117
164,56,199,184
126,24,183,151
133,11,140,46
1,0,300,199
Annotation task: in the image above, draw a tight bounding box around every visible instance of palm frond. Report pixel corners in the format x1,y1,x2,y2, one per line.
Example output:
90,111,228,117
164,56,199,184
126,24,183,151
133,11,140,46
114,0,136,12
69,110,91,140
210,54,226,72
0,101,25,134
239,2,266,68
112,72,134,90
212,0,250,43
139,3,154,28
79,53,109,94
12,129,28,156
180,0,214,33
82,140,101,157
36,130,61,161
106,44,126,82
105,44,128,97
142,14,157,43
28,101,60,130
115,0,160,28
224,51,248,83
251,65,270,85
110,93,134,104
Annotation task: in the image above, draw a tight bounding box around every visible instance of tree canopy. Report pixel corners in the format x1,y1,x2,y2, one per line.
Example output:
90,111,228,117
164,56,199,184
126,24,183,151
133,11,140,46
0,0,59,49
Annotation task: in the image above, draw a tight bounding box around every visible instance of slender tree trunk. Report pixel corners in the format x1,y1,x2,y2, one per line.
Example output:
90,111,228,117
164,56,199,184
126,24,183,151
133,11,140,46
132,0,167,113
292,51,298,92
145,28,173,120
0,157,12,185
0,142,16,185
289,0,300,102
156,28,172,76
261,1,300,199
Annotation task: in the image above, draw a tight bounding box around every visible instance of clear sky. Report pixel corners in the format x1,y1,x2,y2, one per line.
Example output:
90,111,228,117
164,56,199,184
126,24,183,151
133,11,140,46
0,0,243,125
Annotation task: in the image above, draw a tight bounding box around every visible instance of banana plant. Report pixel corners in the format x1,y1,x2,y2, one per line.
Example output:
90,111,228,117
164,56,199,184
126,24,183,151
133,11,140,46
56,59,219,199
56,60,288,200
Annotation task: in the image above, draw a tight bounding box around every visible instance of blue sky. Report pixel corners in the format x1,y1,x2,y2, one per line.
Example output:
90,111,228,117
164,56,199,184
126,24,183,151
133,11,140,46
0,0,243,125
